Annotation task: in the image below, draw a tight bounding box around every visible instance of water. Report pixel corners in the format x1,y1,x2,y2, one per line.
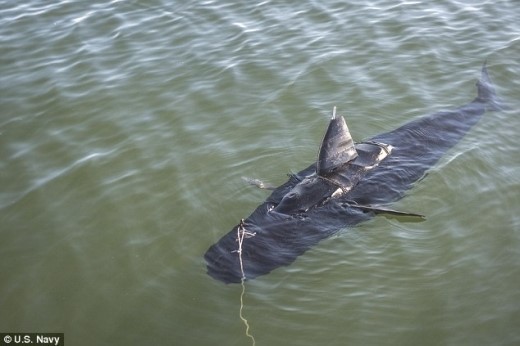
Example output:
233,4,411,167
1,1,519,345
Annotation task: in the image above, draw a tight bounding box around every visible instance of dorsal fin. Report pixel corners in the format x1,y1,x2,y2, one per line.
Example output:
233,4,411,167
317,107,358,176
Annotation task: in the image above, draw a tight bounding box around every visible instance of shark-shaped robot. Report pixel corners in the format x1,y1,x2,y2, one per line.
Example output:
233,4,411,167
205,64,501,284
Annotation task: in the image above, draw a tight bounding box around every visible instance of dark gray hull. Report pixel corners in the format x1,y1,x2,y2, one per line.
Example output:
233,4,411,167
204,64,500,284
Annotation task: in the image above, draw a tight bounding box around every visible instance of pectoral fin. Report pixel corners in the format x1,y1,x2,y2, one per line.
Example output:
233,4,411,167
242,177,276,190
345,202,425,220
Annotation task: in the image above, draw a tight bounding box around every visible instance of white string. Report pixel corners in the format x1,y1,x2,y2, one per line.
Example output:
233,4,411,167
236,220,256,346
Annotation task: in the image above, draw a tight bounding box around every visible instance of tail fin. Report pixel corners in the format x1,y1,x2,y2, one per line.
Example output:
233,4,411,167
475,61,503,111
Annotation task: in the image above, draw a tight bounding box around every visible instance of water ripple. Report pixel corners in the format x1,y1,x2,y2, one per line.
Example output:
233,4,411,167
1,0,519,345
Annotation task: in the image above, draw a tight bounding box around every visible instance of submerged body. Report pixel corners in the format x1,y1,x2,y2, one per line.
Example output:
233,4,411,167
205,65,500,284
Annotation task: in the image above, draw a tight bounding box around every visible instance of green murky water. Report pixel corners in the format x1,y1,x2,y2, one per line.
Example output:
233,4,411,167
1,1,519,345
